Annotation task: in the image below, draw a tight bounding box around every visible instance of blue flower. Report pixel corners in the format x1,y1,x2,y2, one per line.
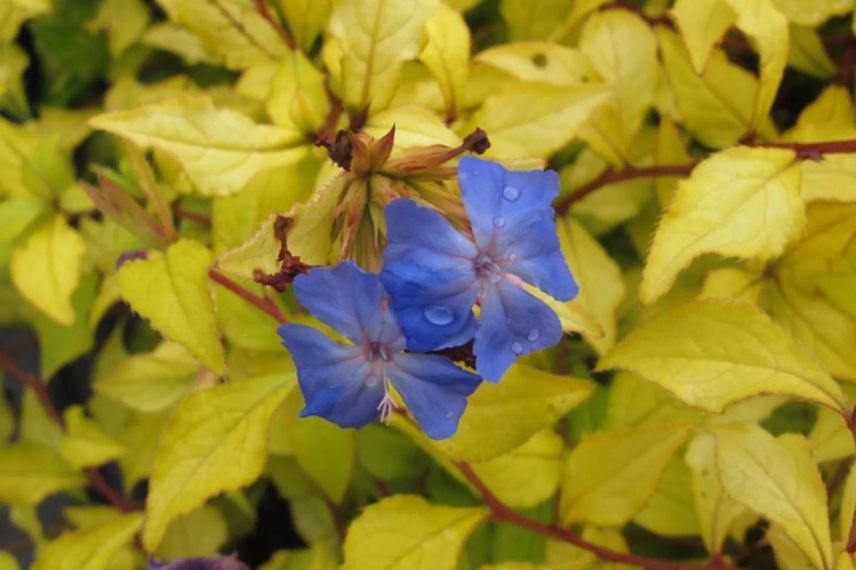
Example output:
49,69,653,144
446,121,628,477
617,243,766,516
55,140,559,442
278,262,481,439
381,157,578,381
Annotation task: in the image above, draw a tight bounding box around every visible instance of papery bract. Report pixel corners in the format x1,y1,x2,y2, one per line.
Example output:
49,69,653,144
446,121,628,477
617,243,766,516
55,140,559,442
381,157,578,381
278,262,481,439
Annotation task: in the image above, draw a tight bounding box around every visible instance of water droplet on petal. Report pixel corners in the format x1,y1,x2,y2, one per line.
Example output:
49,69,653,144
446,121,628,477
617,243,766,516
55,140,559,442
510,341,524,354
502,185,521,202
508,253,517,261
528,328,540,342
493,216,506,228
424,304,454,326
488,273,501,284
444,411,454,419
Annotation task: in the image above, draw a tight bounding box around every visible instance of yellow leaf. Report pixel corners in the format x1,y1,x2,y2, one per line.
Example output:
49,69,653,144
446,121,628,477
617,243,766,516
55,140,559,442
10,215,84,325
578,10,658,164
94,342,198,413
842,464,856,544
599,299,849,414
560,422,693,526
711,423,833,570
721,0,789,131
468,81,609,159
116,411,168,492
808,408,855,463
685,433,745,554
268,51,330,138
292,417,355,503
657,28,759,148
0,442,85,504
472,430,563,509
278,0,331,53
802,155,856,203
216,214,283,286
59,406,126,469
773,0,853,26
817,241,856,319
698,266,765,305
155,505,229,560
0,551,19,570
364,105,461,149
633,459,700,537
670,0,736,73
142,23,216,65
558,217,625,354
500,0,573,41
32,513,143,570
526,284,603,340
342,495,487,570
154,0,288,69
788,25,837,79
0,0,49,43
606,371,700,429
86,0,149,55
767,281,856,382
654,117,692,206
785,85,856,143
431,364,592,461
90,96,309,196
474,42,592,86
118,239,225,373
420,3,470,117
641,146,803,303
329,0,439,112
142,372,292,550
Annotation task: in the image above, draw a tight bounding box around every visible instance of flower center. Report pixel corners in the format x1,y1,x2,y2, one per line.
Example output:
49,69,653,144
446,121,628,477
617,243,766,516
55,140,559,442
473,253,503,285
367,341,393,362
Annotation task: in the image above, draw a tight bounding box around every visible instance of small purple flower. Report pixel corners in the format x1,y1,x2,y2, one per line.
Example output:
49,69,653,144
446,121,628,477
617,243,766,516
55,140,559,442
381,157,578,382
149,556,249,570
278,262,481,439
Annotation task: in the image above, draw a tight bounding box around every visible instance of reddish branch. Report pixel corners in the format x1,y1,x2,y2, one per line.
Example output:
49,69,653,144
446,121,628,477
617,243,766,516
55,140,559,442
252,0,296,50
0,350,137,513
554,163,697,214
209,269,288,324
455,462,744,570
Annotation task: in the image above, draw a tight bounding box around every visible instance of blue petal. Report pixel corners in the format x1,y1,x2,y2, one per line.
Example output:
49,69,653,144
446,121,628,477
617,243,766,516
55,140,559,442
458,157,577,301
473,280,563,382
279,324,384,428
389,353,481,439
293,262,403,347
382,199,480,352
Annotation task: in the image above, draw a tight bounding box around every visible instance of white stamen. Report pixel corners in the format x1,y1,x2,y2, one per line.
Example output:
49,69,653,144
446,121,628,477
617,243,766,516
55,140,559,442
377,382,397,424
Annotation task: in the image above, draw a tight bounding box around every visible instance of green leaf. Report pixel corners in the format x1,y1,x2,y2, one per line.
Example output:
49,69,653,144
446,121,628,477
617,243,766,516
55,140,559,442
329,0,439,112
0,442,86,505
142,372,292,550
59,406,126,469
90,96,309,196
641,146,803,303
94,342,198,413
0,196,45,242
0,551,20,570
772,0,853,28
467,82,609,159
292,417,356,503
31,513,143,570
500,0,572,41
600,299,849,415
155,505,229,560
559,422,693,526
118,239,225,373
711,423,833,570
342,495,487,570
685,433,745,554
429,364,592,462
633,458,700,537
11,215,84,325
419,3,470,118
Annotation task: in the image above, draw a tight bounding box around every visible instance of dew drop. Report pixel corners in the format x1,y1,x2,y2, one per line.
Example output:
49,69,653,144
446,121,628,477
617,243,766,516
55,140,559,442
527,328,541,342
502,185,521,202
488,273,501,285
493,216,506,228
424,304,454,326
510,341,524,354
444,411,454,419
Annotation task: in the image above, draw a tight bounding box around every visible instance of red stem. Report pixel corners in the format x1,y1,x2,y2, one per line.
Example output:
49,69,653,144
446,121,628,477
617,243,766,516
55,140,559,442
253,0,296,49
0,350,137,513
173,205,212,227
554,163,697,214
455,462,744,570
208,269,288,324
